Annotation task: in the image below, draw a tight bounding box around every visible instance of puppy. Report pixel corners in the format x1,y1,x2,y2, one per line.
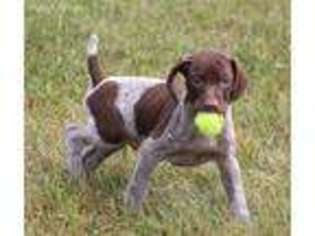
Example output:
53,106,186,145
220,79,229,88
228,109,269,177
65,34,250,221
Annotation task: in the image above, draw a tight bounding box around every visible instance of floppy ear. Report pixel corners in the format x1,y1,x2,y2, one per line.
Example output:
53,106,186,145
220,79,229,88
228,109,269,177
229,58,248,102
166,55,192,102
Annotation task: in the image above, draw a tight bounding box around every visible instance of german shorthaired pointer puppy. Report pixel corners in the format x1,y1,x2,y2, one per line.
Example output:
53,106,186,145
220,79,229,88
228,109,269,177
65,35,250,221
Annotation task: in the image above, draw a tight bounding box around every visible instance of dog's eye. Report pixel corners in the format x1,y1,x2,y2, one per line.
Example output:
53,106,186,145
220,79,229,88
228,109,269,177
191,77,204,88
220,77,230,87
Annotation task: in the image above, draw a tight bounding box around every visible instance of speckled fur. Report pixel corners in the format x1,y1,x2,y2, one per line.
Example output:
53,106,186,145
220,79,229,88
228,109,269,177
64,35,250,221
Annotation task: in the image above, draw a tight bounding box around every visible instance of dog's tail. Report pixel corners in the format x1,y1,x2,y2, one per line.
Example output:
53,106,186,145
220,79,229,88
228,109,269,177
86,34,106,87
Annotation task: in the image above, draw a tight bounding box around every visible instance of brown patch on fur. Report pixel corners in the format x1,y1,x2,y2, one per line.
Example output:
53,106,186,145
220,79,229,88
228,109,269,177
127,140,140,150
135,84,177,138
86,81,128,144
150,98,178,139
229,59,247,101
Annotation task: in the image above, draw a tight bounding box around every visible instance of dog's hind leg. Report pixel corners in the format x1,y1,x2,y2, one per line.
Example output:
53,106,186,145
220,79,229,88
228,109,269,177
64,122,121,178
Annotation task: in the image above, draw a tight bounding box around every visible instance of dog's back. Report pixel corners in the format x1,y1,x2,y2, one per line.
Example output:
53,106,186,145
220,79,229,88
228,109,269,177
85,35,179,147
86,76,176,146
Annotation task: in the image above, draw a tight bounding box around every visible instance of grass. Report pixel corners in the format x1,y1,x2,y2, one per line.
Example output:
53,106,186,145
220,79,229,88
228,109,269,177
25,0,290,235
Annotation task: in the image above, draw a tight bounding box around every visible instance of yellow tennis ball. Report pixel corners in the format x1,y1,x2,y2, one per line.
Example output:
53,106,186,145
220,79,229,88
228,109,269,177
194,112,224,137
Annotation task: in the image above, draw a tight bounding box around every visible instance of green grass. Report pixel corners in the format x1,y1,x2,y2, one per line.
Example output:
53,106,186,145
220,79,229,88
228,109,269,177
25,0,290,235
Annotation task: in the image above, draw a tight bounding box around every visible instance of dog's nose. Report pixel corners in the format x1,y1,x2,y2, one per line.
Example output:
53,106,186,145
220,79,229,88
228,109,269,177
201,98,221,113
201,105,220,113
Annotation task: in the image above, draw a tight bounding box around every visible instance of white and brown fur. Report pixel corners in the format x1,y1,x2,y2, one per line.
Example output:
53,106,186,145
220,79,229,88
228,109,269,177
65,34,250,221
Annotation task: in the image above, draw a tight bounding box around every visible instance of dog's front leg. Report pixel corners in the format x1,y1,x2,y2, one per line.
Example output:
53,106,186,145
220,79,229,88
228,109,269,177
125,141,162,211
216,107,250,221
217,153,250,222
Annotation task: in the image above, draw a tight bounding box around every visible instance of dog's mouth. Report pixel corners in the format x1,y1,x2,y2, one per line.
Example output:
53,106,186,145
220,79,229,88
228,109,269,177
197,105,223,114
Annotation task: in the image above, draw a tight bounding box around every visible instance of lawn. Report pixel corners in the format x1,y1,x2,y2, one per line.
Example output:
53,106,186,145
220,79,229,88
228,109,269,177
25,0,290,235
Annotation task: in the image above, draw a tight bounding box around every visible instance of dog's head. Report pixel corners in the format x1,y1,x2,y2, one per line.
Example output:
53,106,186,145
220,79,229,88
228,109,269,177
167,50,247,114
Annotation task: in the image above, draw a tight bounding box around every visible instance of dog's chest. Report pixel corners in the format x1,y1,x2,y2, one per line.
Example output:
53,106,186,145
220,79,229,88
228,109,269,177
171,135,225,166
152,106,229,166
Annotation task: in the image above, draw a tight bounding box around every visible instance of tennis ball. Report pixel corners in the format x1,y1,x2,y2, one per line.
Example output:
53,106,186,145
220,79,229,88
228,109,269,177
194,112,224,137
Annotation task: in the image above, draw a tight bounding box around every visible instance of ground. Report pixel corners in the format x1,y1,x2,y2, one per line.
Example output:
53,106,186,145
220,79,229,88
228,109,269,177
25,0,290,235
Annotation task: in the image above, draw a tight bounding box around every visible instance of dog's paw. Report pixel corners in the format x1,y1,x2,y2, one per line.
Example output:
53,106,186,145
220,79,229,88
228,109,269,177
64,152,86,178
65,122,81,132
231,205,251,223
124,187,144,212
